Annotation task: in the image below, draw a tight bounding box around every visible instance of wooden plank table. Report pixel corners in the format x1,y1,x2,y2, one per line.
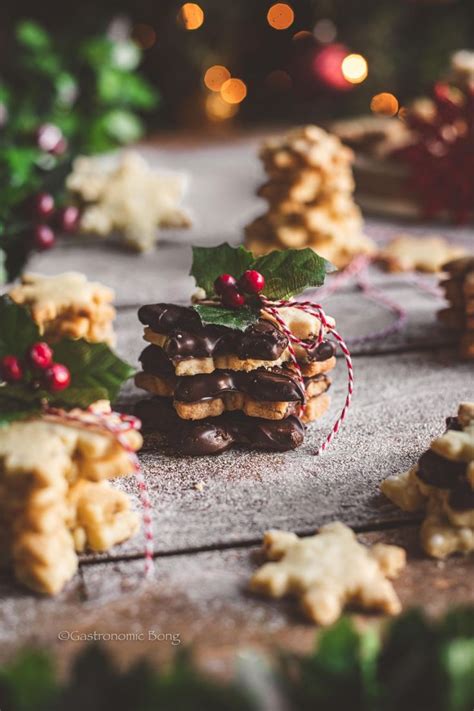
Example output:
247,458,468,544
1,136,473,675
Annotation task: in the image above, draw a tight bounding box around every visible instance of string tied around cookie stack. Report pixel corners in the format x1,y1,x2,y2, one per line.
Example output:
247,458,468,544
259,295,354,455
43,404,155,577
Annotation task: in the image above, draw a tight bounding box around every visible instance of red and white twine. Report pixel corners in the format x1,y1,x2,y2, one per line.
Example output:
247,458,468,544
260,296,354,455
44,405,155,577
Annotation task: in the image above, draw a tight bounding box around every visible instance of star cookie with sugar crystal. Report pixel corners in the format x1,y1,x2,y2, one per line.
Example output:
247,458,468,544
66,151,191,251
249,522,406,625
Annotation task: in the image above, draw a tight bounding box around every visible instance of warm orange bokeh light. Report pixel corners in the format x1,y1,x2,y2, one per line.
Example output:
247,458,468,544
206,93,239,121
204,65,231,92
370,92,399,116
220,78,247,104
267,3,295,30
341,54,368,84
132,24,157,50
178,3,204,30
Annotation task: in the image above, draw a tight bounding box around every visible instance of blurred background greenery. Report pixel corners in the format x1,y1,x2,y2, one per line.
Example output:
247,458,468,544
1,0,474,130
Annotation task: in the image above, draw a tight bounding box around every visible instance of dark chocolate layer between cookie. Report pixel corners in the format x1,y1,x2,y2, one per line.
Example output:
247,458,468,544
138,303,335,362
135,397,305,455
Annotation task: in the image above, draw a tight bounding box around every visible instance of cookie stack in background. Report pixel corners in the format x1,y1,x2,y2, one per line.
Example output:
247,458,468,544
244,125,375,268
438,257,474,360
0,409,142,594
134,303,337,455
8,271,116,345
382,402,474,559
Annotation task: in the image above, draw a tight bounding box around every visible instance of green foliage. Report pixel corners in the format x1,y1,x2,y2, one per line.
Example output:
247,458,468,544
52,339,135,405
0,20,158,283
0,297,40,359
190,243,334,306
0,650,57,711
1,610,474,710
252,248,334,301
0,296,134,425
191,244,254,298
189,243,334,331
192,303,260,331
281,618,380,711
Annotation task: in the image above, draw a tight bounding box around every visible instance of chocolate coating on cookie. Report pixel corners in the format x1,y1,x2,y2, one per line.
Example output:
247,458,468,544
135,397,305,455
138,303,201,333
138,303,290,361
417,449,467,489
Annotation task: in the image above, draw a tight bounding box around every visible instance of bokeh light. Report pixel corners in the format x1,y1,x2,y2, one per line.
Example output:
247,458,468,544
292,30,313,41
267,3,295,31
313,44,352,91
370,92,399,116
178,3,204,30
313,19,337,43
204,65,231,92
204,64,230,91
220,78,247,104
131,24,157,50
265,70,292,92
206,93,239,121
341,54,368,84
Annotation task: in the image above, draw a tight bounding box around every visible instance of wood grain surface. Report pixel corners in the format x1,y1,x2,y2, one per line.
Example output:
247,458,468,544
1,137,473,675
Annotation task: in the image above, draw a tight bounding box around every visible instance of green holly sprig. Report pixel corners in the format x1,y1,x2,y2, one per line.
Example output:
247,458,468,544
0,296,134,426
1,609,473,711
190,243,334,330
0,20,158,284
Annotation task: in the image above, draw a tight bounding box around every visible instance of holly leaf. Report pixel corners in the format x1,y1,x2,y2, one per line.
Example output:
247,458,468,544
193,303,260,331
16,20,51,52
191,244,254,297
0,297,40,359
253,248,334,301
52,339,135,404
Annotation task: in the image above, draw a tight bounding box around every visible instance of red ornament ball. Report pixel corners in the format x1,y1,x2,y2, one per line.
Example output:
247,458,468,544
27,342,53,370
214,273,237,295
0,355,23,383
57,205,80,233
44,363,71,392
239,270,265,294
313,43,351,91
33,224,56,251
221,287,246,309
33,192,55,219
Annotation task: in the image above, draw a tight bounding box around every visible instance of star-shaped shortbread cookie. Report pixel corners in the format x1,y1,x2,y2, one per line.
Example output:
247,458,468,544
379,234,466,273
249,522,406,625
67,151,190,251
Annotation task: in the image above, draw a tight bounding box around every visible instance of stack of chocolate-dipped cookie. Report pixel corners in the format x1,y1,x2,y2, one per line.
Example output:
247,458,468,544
382,402,474,559
244,125,375,268
135,303,337,456
438,256,474,360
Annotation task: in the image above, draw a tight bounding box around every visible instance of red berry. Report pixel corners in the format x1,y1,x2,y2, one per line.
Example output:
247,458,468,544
221,287,245,309
33,224,55,251
57,205,80,233
239,270,265,294
51,136,68,156
27,342,53,370
214,273,237,295
33,192,55,219
44,363,71,392
36,123,63,153
1,355,23,383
